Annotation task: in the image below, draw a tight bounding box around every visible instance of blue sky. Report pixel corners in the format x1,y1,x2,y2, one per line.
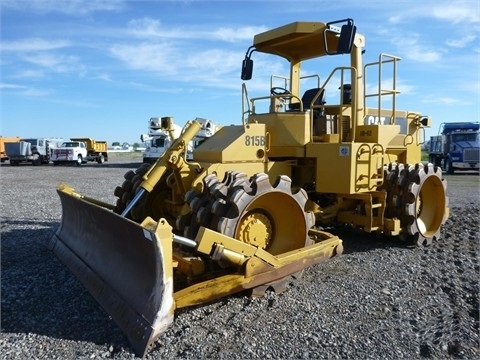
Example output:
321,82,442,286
1,0,479,145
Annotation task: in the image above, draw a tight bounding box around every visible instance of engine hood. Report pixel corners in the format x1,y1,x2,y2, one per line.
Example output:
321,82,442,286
454,140,480,149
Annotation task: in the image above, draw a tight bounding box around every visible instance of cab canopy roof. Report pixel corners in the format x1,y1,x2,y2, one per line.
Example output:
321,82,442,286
253,21,360,61
442,122,480,134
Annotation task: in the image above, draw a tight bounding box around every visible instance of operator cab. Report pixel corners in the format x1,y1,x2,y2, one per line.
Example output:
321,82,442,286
240,19,358,126
240,19,359,150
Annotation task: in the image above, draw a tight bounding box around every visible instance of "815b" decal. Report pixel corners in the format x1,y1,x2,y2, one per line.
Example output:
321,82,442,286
245,135,265,146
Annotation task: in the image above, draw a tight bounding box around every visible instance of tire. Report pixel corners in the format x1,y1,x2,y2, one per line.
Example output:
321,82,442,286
32,153,41,166
381,162,449,246
404,163,449,245
178,171,315,255
113,164,151,216
76,155,83,166
97,155,105,164
428,155,441,167
445,158,454,174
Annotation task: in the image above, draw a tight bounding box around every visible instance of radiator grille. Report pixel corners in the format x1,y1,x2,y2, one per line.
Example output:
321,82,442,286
464,148,480,162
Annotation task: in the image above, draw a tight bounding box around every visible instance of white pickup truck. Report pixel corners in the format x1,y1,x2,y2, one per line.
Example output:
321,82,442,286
51,141,88,166
52,138,108,166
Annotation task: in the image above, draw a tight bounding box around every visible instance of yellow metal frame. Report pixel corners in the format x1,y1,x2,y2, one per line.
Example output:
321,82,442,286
173,227,342,309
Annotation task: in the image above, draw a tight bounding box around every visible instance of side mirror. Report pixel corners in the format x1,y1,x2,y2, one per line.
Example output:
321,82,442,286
419,116,432,127
337,21,356,54
241,57,253,80
325,18,356,55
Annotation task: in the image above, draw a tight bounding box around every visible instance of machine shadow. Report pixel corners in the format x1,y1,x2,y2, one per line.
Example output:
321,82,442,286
0,220,131,351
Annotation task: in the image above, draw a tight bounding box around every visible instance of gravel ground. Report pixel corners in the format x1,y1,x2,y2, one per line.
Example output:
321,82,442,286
1,154,479,360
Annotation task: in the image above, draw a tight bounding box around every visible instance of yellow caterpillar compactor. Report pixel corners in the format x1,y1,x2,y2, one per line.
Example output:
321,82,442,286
50,19,449,357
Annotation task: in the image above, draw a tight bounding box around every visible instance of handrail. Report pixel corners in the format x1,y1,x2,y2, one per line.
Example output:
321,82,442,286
270,74,289,89
248,66,358,144
270,74,321,90
241,83,251,125
250,94,302,114
364,53,401,125
310,66,358,142
300,74,321,87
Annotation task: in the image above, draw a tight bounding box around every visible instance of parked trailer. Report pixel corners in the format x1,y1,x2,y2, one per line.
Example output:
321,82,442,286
0,136,20,162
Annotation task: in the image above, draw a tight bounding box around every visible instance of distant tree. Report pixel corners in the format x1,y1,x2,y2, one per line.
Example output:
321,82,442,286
132,142,140,149
111,141,120,146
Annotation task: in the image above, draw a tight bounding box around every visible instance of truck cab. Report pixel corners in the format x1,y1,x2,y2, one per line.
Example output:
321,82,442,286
429,122,480,174
142,117,219,164
52,141,87,166
141,117,182,164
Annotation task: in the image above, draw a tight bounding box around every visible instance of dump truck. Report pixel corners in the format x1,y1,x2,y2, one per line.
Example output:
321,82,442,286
428,122,479,174
0,136,20,162
70,137,108,163
49,19,449,357
6,137,64,165
141,116,219,163
52,138,108,165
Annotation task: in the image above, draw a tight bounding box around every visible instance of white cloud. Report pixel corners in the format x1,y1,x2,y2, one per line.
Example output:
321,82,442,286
391,34,443,63
0,83,25,90
1,38,71,52
22,53,85,75
388,16,402,25
1,38,87,78
11,69,46,79
126,17,266,42
184,49,238,75
433,2,480,24
127,18,165,38
407,49,442,63
110,41,241,84
1,0,125,15
210,26,268,42
383,1,479,25
17,87,53,97
96,73,113,82
423,96,469,106
446,34,477,48
110,42,179,74
0,82,52,96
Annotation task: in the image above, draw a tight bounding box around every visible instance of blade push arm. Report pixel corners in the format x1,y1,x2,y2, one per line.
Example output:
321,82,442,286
121,121,202,217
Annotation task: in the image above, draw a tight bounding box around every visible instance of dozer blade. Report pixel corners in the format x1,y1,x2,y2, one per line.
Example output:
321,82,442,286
48,185,175,358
